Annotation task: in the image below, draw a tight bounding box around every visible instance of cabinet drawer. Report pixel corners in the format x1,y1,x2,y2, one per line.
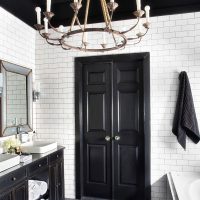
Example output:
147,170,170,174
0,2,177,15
49,150,63,164
0,168,26,192
28,157,48,175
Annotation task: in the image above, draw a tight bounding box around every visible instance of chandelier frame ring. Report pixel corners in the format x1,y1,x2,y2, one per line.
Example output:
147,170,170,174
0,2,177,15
60,27,127,52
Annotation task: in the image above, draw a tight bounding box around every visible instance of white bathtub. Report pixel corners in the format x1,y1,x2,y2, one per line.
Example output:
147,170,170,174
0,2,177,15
167,172,200,200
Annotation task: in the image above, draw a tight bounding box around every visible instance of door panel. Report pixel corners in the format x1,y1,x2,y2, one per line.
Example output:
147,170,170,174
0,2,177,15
118,145,138,186
113,61,144,200
83,62,112,199
87,144,106,183
88,93,106,132
118,92,139,132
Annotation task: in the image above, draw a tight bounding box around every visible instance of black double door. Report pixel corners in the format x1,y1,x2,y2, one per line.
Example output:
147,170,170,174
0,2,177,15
75,53,150,200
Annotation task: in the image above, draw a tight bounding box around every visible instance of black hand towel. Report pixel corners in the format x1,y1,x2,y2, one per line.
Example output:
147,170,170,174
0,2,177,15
172,71,200,149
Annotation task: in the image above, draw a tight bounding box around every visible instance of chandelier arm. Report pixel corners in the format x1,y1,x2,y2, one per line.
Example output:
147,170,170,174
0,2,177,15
127,27,149,41
61,45,71,50
101,0,118,46
48,20,65,34
121,17,140,34
127,37,140,40
110,10,114,21
83,0,90,29
47,12,83,34
69,18,75,32
127,37,142,45
141,27,149,37
46,38,61,46
69,0,83,32
100,0,109,27
38,29,62,46
103,0,111,25
82,0,90,45
75,15,84,31
38,30,46,39
134,37,142,45
69,13,77,32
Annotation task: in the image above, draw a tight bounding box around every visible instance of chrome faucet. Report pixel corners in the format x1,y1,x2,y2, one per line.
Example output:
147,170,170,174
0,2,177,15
16,124,28,143
16,124,23,135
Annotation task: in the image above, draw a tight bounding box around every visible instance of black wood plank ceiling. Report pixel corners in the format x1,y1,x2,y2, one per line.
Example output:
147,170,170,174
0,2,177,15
0,0,200,28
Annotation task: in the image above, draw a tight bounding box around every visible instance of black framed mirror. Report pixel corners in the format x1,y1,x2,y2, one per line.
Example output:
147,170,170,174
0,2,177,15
0,60,33,136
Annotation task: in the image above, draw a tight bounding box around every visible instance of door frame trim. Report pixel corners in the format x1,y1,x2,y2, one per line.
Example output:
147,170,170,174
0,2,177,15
75,53,151,200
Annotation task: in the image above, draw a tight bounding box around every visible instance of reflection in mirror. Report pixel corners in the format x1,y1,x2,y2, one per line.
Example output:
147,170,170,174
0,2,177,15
0,61,33,137
7,72,27,126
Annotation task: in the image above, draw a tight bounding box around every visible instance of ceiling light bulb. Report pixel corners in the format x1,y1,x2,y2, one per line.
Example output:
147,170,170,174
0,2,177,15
58,25,64,32
43,18,49,33
47,0,51,12
103,32,106,44
35,7,41,25
145,5,150,23
83,32,88,43
136,0,141,11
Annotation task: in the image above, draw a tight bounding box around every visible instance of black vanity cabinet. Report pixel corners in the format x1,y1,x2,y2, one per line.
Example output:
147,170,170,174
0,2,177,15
0,180,28,200
0,192,12,200
49,151,65,200
13,181,28,200
0,146,64,200
0,166,27,200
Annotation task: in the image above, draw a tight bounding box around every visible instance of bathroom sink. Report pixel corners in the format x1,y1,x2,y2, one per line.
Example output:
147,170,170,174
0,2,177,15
0,154,20,173
20,141,57,154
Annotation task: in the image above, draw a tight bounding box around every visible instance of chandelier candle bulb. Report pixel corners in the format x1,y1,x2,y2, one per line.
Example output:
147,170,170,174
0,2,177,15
83,32,88,43
136,0,141,11
110,0,115,3
58,25,64,37
44,18,49,33
103,32,106,44
47,0,51,12
35,7,41,24
58,25,64,32
74,0,78,3
138,20,142,33
145,5,150,23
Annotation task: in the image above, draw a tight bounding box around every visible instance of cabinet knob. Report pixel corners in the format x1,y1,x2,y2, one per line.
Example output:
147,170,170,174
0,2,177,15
38,164,42,167
56,155,59,158
105,136,111,141
12,177,17,181
114,136,120,141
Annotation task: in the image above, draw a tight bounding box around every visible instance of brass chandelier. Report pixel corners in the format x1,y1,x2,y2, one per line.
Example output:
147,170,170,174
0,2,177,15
34,0,150,52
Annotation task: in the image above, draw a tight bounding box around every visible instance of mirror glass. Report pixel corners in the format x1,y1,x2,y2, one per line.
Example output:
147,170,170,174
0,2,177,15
7,72,27,126
0,61,33,137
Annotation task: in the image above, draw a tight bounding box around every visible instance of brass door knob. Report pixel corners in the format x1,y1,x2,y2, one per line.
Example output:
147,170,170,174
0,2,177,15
114,136,120,141
105,136,111,141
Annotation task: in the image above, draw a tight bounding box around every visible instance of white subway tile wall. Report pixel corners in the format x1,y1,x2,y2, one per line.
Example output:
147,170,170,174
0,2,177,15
0,7,36,141
2,5,200,200
35,12,200,200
